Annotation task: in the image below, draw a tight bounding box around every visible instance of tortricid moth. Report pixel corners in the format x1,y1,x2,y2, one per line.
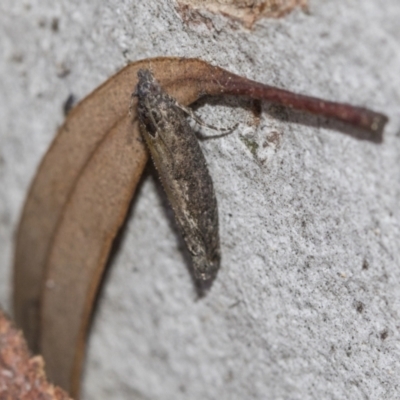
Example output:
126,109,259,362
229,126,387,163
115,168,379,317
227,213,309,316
134,69,220,281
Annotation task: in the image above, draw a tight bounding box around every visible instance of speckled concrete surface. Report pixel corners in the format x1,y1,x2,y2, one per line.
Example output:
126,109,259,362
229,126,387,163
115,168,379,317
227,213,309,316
1,1,400,399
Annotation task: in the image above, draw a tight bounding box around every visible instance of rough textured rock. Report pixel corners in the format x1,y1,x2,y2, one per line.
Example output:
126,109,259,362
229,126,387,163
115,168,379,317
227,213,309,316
176,0,308,28
1,1,400,399
0,310,72,400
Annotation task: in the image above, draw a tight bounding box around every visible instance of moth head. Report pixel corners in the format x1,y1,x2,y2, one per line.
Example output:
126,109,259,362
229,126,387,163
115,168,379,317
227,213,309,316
135,69,159,98
134,69,164,137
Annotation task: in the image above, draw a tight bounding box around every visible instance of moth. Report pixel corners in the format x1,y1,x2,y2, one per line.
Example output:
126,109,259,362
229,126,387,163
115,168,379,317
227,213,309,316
134,69,220,281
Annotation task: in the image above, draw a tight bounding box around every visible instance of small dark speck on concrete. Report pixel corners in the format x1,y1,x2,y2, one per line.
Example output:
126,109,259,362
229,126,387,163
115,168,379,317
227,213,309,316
63,94,76,116
179,384,186,393
362,259,369,270
354,301,364,313
56,62,71,78
225,369,234,383
380,329,389,340
10,53,24,63
51,17,59,32
229,300,240,309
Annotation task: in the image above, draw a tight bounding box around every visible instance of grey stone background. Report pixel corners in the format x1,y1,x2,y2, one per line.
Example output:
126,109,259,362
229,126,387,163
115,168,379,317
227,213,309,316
1,1,400,399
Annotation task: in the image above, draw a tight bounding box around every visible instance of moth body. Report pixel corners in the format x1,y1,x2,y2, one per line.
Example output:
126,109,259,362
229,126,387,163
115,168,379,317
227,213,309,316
135,69,220,281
